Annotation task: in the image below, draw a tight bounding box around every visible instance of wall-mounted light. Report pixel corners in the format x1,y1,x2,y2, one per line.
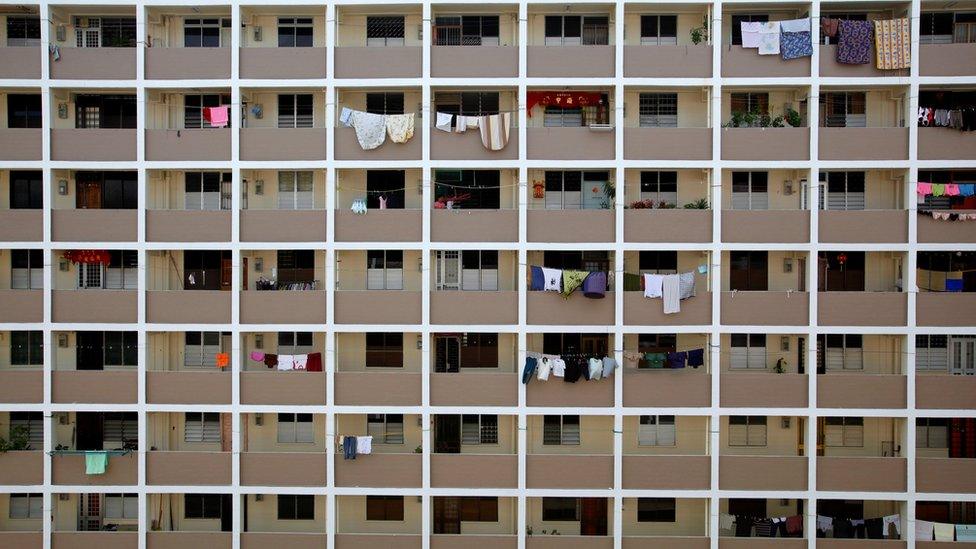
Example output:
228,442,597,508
254,334,264,349
58,180,68,195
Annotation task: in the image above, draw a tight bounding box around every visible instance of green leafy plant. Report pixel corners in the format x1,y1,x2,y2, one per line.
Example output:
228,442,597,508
683,198,710,209
726,108,786,128
690,15,709,45
774,358,788,374
599,181,616,209
784,107,802,128
0,426,32,453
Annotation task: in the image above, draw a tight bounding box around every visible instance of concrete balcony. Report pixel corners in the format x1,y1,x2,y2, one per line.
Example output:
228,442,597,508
817,374,906,409
526,374,614,407
145,47,230,79
528,538,613,549
431,45,518,77
147,290,232,324
147,371,231,404
52,370,137,404
527,209,614,242
240,47,327,78
527,45,614,77
244,534,329,549
240,128,327,161
719,456,808,490
816,457,907,492
916,374,976,410
0,370,43,403
622,372,711,407
721,291,809,326
818,210,908,243
51,129,137,161
430,128,518,160
240,291,327,324
53,290,137,323
51,532,138,549
624,45,712,77
146,451,232,485
526,291,615,326
0,210,42,241
53,452,137,485
334,126,422,160
240,209,326,242
622,455,710,489
49,48,135,79
430,454,518,488
241,452,327,486
0,289,44,322
625,538,709,549
145,129,231,161
721,210,810,243
526,455,613,488
817,292,906,326
336,535,422,549
0,451,43,484
819,128,909,160
720,373,808,407
430,209,518,242
526,127,615,160
333,372,421,406
0,533,41,549
429,373,518,406
52,209,137,242
623,291,712,326
240,371,326,405
147,532,232,549
820,45,908,76
334,291,422,324
721,128,809,161
624,127,712,160
916,458,976,493
334,209,421,242
0,128,42,160
431,536,517,549
334,453,422,487
720,540,806,549
0,46,41,78
721,46,810,77
146,210,232,242
917,213,976,243
918,127,976,160
334,46,422,78
430,291,517,324
920,43,976,76
625,210,712,243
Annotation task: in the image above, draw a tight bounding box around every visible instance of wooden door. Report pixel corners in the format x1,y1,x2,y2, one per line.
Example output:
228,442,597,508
76,180,102,209
580,498,608,536
434,336,460,373
433,497,461,534
220,258,232,290
434,415,461,454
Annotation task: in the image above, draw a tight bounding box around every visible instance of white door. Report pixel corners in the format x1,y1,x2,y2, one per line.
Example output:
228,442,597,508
950,337,976,375
435,251,460,290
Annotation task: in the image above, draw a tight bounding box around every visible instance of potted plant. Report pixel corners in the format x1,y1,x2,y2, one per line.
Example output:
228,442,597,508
774,357,788,373
690,15,709,45
683,198,709,209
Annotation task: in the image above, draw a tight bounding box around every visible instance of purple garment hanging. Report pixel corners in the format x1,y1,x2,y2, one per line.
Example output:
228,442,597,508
837,20,872,64
582,271,607,299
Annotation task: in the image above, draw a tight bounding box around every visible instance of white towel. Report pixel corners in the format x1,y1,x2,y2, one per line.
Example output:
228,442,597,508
454,115,468,133
720,513,734,532
293,354,309,370
277,354,295,371
385,113,415,144
780,17,810,32
741,21,763,48
588,358,603,380
883,515,900,537
356,435,372,454
601,357,617,378
916,520,935,541
435,112,454,132
934,522,955,541
758,21,781,55
816,515,833,533
662,274,681,314
643,273,664,298
537,357,552,381
542,267,562,292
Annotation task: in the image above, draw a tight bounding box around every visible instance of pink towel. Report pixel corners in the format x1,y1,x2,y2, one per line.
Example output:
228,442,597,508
249,351,265,361
916,182,932,195
203,106,229,128
945,183,961,196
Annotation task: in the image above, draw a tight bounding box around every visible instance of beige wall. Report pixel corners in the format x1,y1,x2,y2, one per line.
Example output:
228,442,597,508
527,6,615,45
622,415,709,456
238,169,327,210
336,495,422,534
426,333,518,374
721,88,807,126
721,169,809,210
428,250,519,291
146,90,231,130
621,498,707,536
336,332,423,373
0,252,13,290
244,494,327,532
240,331,326,372
147,331,232,372
623,88,709,128
148,412,221,452
147,492,225,532
335,414,423,454
821,417,905,457
145,8,231,49
623,10,707,46
48,6,136,49
0,493,42,532
0,93,17,131
243,412,327,453
240,10,328,48
336,169,423,209
50,88,136,130
147,250,184,291
720,251,809,292
527,414,613,455
242,90,327,129
719,415,802,456
336,10,423,47
526,497,614,536
336,250,423,291
623,168,711,205
241,249,326,290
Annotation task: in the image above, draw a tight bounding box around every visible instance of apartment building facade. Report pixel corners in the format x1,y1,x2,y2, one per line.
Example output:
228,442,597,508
0,0,974,548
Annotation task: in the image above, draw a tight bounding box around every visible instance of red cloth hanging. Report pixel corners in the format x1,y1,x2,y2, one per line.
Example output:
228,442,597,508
62,250,111,264
526,91,605,116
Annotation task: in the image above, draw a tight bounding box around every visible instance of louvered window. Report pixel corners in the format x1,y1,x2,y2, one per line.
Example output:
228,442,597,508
916,335,948,371
730,334,767,369
639,93,678,127
543,415,580,445
729,416,767,446
184,412,221,443
638,415,676,446
821,171,866,211
731,171,768,210
278,94,314,128
277,413,314,443
824,417,864,447
462,414,498,445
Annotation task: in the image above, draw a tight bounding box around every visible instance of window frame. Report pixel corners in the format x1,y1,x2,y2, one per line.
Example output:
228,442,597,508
461,414,499,445
183,331,223,369
184,171,231,211
365,16,406,46
104,493,139,520
730,333,767,370
277,17,314,47
10,331,43,366
11,249,43,290
639,15,678,44
9,411,43,446
637,498,677,522
366,250,404,290
184,93,232,129
638,93,678,128
916,335,948,372
184,412,221,444
183,17,229,48
916,418,949,449
10,170,42,210
277,494,315,520
730,171,769,210
543,414,581,446
277,93,314,129
183,493,222,520
367,413,405,444
821,334,864,371
366,495,405,521
365,332,404,368
638,415,676,447
824,416,865,448
728,415,768,447
276,413,314,444
541,497,580,522
8,493,42,519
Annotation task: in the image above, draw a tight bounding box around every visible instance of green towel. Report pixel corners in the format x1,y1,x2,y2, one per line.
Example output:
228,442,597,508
645,352,667,369
85,451,108,475
561,270,589,298
932,183,946,197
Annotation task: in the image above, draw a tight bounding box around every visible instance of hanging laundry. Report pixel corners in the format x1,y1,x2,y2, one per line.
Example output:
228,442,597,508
957,524,976,542
356,435,372,455
85,451,108,475
350,110,387,150
339,107,354,127
351,198,367,215
588,358,603,380
780,17,810,33
916,520,935,541
960,184,975,196
719,513,735,532
563,358,584,383
582,271,606,299
934,522,954,541
643,273,664,298
435,112,454,132
263,353,278,369
757,21,781,55
479,112,511,151
551,356,566,377
530,266,545,291
753,519,774,537
215,353,229,368
667,351,687,369
386,113,415,144
645,352,667,369
277,354,295,371
522,356,537,384
293,354,309,370
785,515,803,535
946,183,961,196
537,356,552,381
678,272,696,299
933,183,946,197
916,182,933,195
882,515,901,538
539,267,561,292
306,352,323,372
561,270,589,298
873,18,910,70
601,356,617,378
816,515,833,534
740,21,763,48
833,518,854,538
662,274,681,314
687,348,705,368
378,196,388,209
865,518,884,539
249,351,265,362
342,436,357,460
781,31,812,59
821,17,840,39
837,20,873,64
203,106,229,128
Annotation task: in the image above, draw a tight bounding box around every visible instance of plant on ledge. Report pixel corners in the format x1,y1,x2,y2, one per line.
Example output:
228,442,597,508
725,108,785,128
628,199,676,209
0,426,32,453
683,198,709,209
783,107,803,128
691,15,709,45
